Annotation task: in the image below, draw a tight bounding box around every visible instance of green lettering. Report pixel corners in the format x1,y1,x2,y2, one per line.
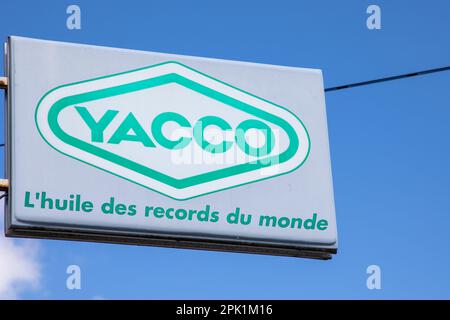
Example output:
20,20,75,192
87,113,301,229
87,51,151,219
317,219,328,231
259,215,277,227
151,112,192,149
235,119,274,157
193,116,232,154
108,113,155,147
75,106,118,142
24,191,35,208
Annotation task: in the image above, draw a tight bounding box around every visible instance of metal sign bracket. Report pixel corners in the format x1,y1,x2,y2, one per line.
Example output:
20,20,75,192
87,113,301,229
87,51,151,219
0,76,7,89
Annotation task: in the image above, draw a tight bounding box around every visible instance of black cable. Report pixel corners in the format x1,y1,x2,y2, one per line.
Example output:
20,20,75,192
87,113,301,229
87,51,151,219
325,66,450,92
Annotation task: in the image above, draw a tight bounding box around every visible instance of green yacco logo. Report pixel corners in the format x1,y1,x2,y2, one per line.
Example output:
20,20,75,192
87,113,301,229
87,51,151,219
35,61,310,200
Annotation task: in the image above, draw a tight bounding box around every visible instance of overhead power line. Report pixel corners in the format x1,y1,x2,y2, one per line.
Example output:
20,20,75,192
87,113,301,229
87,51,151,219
325,66,450,92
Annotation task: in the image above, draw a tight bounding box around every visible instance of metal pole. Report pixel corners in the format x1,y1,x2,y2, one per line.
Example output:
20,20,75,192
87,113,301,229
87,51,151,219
0,77,7,89
0,179,8,191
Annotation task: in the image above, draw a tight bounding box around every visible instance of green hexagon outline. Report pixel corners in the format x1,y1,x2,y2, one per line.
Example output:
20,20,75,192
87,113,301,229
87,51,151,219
35,61,311,200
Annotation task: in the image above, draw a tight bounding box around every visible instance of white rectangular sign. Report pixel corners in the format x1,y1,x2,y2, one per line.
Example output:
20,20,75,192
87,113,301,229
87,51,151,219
4,36,337,259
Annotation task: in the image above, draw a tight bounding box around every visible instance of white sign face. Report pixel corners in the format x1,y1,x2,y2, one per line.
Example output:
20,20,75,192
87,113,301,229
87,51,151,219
5,36,337,259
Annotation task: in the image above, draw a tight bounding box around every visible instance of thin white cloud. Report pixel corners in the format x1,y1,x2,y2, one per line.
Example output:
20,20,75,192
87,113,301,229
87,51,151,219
0,197,41,299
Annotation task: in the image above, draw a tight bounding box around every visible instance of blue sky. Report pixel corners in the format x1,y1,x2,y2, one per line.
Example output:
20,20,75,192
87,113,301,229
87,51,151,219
0,0,449,299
